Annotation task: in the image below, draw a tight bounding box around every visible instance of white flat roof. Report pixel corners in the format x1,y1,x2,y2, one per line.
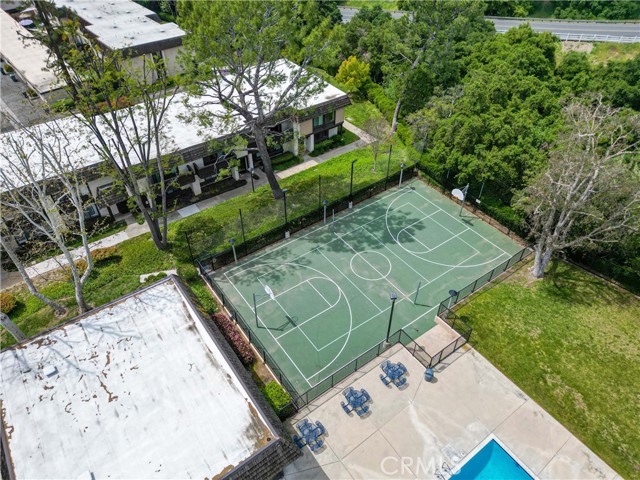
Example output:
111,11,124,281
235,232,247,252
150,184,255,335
52,0,185,51
0,278,276,479
0,60,348,189
0,10,64,93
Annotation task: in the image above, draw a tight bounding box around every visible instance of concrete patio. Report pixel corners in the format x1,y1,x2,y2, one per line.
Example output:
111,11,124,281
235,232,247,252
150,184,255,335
284,345,619,480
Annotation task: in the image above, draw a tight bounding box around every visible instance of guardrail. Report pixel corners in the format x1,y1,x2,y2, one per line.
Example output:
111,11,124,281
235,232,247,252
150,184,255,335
494,28,640,43
487,16,640,24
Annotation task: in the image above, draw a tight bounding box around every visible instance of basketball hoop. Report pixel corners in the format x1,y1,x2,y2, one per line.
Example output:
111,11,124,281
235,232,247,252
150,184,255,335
264,285,276,301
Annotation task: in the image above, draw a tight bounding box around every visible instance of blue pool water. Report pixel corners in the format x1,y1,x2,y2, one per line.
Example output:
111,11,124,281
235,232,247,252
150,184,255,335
452,440,533,480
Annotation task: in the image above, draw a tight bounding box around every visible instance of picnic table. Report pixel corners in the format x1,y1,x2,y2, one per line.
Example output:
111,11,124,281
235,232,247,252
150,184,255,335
292,418,326,452
379,360,408,387
341,386,371,416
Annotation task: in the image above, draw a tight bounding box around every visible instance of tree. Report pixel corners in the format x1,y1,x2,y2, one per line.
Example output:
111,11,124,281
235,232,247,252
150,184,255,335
363,116,390,171
518,97,640,278
0,120,95,313
336,56,371,94
384,0,487,132
0,312,26,343
178,0,330,199
33,1,180,250
0,228,66,317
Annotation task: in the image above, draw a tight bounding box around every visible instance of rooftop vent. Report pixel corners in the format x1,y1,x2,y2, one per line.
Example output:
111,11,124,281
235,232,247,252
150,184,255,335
43,365,58,377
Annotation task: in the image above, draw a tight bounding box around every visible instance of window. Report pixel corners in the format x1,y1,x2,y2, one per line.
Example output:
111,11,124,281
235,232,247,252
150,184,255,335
324,111,335,124
313,115,323,128
83,204,100,220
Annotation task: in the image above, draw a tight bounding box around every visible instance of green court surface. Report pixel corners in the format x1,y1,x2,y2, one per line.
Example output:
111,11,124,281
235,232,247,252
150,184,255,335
212,178,522,396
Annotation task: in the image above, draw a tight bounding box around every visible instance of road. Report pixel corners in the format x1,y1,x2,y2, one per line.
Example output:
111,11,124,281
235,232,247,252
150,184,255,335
338,6,407,23
337,6,639,42
490,17,639,41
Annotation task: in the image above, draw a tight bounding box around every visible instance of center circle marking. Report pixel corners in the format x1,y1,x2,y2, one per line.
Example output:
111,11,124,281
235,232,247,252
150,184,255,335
350,250,392,281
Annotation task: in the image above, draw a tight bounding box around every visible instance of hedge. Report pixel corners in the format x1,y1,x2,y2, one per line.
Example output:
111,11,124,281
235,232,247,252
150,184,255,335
0,292,17,315
262,381,292,411
364,81,395,121
211,313,255,366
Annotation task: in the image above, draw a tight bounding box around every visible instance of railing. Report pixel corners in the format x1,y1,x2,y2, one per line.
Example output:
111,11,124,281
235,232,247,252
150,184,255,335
494,28,640,43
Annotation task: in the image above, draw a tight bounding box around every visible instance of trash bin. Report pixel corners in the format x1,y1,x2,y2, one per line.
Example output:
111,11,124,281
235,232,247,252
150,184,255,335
424,368,434,382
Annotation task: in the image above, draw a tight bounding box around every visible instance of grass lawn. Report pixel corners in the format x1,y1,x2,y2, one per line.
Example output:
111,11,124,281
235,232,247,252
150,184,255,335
2,144,414,349
590,42,640,65
345,100,386,129
309,129,359,157
455,259,640,478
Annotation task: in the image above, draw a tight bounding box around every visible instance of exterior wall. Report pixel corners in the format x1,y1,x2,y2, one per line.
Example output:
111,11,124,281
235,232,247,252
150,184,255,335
335,107,345,124
87,176,115,197
305,135,314,153
299,119,313,137
328,127,339,138
162,46,183,77
123,55,157,84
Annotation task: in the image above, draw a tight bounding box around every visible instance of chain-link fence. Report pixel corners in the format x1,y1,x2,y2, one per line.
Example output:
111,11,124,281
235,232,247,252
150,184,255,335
190,163,417,270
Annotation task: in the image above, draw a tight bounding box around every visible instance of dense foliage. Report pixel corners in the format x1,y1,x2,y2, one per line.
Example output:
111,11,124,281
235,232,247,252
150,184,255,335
0,292,17,315
484,0,640,20
211,313,255,367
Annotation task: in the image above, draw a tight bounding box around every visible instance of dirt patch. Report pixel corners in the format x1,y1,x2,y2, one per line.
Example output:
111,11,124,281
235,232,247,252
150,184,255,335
562,41,594,54
251,360,274,385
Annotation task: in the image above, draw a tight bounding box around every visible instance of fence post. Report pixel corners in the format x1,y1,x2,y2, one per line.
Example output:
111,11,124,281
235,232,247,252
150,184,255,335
519,248,526,261
185,231,194,264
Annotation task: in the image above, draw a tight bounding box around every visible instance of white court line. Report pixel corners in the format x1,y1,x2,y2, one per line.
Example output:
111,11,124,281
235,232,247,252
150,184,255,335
319,250,383,313
255,276,332,308
275,298,339,341
411,190,510,256
335,234,407,296
308,302,439,387
223,271,313,387
308,280,332,307
358,227,432,283
222,185,413,278
385,192,507,268
259,277,322,352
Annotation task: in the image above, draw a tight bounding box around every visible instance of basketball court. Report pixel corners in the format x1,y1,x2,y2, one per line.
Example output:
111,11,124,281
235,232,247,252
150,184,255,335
211,178,522,395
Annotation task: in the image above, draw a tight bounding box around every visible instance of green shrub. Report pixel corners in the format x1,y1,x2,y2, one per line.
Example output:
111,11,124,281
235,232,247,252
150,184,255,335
189,280,218,314
142,272,167,286
0,292,17,315
91,246,118,262
271,152,303,172
309,130,359,157
365,82,396,121
262,381,292,410
50,98,75,112
177,263,199,282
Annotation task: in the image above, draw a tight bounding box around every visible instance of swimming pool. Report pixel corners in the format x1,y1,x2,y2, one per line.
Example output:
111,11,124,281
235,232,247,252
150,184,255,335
451,439,534,480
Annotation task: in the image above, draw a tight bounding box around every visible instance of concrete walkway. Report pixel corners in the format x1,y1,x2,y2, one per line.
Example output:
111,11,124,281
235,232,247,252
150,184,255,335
284,346,618,479
0,123,372,289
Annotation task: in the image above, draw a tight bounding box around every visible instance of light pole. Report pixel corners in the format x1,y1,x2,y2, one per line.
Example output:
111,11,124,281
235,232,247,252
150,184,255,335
399,163,406,187
229,238,237,263
282,188,289,238
386,292,398,343
323,199,328,225
349,159,358,208
249,167,255,192
384,145,393,189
